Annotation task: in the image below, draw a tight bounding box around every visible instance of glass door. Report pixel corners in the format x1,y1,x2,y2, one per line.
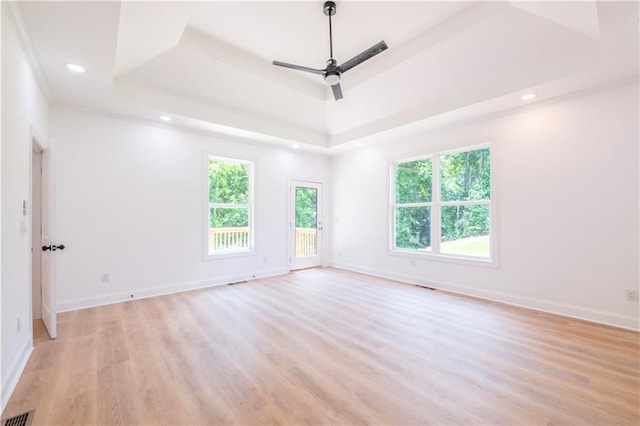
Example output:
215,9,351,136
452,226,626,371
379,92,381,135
290,180,322,270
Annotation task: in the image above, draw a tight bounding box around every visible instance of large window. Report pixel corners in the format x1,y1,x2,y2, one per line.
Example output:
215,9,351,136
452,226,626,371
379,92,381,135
391,145,492,260
207,156,253,255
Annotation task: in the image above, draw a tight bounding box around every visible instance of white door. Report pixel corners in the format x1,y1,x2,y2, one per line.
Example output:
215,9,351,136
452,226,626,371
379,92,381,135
290,180,322,270
41,144,57,339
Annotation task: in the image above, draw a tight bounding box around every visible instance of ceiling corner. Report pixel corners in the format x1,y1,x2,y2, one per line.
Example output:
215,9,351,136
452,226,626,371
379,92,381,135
114,1,191,76
509,0,601,40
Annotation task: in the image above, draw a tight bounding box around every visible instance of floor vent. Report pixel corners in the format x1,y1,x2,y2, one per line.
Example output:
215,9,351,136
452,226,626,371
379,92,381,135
2,410,35,426
416,285,436,290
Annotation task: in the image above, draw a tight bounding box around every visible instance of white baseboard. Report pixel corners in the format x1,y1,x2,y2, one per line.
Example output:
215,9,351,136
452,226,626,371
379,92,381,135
58,267,289,313
1,337,33,412
329,261,640,331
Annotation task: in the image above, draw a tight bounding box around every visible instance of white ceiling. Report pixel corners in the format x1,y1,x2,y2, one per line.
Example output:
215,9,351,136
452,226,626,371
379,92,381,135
14,1,640,152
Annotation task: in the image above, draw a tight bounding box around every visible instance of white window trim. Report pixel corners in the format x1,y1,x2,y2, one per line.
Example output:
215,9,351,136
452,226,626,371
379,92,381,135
389,143,497,267
203,154,255,260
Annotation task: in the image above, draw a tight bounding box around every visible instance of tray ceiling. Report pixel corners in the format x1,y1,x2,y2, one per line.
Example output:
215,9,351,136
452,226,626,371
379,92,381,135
13,1,639,151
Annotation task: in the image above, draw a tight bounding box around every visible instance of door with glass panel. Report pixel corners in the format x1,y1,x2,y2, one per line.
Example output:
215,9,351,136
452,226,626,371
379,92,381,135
290,180,322,270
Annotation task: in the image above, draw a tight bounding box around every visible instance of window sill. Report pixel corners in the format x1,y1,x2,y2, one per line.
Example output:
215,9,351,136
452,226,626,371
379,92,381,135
389,248,498,269
204,249,256,261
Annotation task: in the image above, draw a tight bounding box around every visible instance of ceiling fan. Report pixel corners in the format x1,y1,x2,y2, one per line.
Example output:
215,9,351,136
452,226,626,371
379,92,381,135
272,1,388,101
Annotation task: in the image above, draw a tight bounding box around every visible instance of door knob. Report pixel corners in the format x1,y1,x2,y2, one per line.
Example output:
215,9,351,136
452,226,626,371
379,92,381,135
42,244,65,252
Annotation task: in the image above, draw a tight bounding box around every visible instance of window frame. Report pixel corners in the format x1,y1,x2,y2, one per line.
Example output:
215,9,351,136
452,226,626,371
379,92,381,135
389,143,496,266
204,154,255,259
391,155,434,252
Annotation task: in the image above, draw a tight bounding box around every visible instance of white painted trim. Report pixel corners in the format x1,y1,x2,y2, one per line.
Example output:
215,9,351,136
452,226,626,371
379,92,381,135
387,248,498,268
288,179,324,271
1,337,33,412
57,267,288,313
388,143,497,266
203,153,256,260
29,128,46,322
329,261,640,331
2,2,53,103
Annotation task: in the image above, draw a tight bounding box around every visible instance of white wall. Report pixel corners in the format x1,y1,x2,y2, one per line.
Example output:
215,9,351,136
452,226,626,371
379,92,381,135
330,80,639,330
1,8,50,409
51,108,330,311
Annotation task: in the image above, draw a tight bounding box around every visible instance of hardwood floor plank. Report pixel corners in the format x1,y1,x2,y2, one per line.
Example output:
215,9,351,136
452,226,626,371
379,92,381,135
3,268,638,425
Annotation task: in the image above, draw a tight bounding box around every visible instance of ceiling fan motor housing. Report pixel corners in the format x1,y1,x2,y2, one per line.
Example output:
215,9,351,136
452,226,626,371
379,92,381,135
325,58,341,85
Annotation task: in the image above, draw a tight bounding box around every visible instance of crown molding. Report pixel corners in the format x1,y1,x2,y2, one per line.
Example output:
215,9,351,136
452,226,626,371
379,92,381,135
2,1,53,103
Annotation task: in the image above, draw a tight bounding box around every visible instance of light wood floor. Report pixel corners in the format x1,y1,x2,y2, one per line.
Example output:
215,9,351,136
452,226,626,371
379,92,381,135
4,268,639,425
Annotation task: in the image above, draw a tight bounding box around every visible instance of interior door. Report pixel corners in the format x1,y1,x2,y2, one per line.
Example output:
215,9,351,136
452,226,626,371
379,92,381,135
41,144,57,339
290,180,322,270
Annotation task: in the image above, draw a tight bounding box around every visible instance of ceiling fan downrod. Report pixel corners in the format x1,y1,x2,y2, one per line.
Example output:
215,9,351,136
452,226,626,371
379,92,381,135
323,2,340,87
324,1,336,60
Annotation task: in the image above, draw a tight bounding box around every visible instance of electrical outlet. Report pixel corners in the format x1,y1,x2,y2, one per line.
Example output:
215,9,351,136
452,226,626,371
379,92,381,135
101,273,109,283
410,259,416,267
624,289,639,302
17,317,21,332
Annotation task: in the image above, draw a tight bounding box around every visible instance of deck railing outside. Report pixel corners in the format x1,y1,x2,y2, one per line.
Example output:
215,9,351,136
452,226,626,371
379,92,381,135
209,227,317,255
295,227,317,257
210,227,249,251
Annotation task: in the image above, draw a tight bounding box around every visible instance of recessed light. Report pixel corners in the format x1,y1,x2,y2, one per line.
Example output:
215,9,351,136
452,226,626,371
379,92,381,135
355,142,364,147
292,144,299,149
66,63,85,73
521,93,537,101
160,115,172,121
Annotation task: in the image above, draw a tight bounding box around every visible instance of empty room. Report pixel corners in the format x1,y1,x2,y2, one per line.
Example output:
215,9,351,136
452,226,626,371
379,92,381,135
1,1,639,425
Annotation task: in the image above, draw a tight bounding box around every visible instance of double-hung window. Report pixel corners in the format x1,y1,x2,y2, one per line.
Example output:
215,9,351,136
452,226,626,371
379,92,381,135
393,157,434,251
391,145,492,261
207,156,253,255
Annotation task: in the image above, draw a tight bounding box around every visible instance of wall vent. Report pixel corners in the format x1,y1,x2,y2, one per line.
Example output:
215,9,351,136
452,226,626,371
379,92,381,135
2,410,35,426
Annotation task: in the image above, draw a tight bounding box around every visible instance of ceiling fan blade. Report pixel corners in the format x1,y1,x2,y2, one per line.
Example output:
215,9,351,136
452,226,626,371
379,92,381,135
331,83,343,101
338,40,388,73
272,60,325,75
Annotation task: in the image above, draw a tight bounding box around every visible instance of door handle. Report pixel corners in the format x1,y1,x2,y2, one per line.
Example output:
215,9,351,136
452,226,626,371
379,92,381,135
42,244,65,252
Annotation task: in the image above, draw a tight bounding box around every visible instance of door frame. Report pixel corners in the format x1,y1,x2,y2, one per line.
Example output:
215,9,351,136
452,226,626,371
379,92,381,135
39,140,57,339
288,178,324,271
31,144,43,320
29,128,47,340
29,129,56,339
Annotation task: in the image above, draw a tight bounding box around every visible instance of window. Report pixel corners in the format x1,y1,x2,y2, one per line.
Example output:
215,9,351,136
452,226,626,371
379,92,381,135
391,145,492,260
394,158,433,251
207,156,253,255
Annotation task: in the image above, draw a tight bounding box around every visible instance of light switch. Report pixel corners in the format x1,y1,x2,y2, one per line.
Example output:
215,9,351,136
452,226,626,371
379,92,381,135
20,220,27,235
